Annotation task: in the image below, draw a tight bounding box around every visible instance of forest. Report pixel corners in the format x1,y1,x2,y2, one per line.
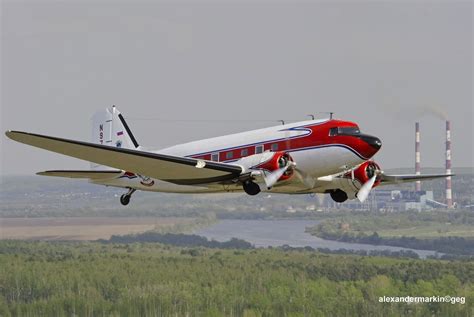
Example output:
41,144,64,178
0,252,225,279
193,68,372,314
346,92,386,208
0,240,472,316
102,232,254,250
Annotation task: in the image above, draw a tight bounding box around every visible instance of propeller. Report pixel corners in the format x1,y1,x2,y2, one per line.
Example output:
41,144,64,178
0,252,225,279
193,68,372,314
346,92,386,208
356,175,377,202
294,166,316,188
263,164,291,189
281,124,316,189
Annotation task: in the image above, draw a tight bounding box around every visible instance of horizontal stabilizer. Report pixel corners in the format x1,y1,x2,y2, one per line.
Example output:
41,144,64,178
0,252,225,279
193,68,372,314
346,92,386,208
6,131,242,185
37,170,122,179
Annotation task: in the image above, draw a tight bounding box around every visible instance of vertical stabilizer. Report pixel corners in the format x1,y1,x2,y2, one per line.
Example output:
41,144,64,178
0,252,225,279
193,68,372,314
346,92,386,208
90,106,139,170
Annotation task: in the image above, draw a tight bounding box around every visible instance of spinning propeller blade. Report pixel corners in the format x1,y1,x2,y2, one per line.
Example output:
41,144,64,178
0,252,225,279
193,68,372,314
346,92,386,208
263,165,290,189
357,175,376,202
294,167,316,188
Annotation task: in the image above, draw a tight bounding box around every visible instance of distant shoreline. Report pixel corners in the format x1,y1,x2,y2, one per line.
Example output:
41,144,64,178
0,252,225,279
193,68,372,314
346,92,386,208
0,217,196,241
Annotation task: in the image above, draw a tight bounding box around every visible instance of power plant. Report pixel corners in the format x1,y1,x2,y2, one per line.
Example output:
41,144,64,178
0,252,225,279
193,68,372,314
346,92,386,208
412,119,454,209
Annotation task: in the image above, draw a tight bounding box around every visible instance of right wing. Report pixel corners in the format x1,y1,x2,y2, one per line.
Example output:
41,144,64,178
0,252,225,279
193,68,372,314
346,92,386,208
6,131,242,185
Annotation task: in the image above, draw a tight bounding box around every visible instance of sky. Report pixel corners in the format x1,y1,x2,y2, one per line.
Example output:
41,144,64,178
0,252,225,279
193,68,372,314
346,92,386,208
1,0,472,176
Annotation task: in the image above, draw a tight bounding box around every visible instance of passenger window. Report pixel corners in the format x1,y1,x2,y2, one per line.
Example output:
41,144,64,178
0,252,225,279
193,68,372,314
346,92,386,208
255,145,263,154
241,148,249,157
211,153,219,162
226,151,234,159
271,143,278,151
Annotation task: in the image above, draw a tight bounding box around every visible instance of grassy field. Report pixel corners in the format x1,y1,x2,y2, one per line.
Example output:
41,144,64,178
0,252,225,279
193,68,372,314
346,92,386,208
0,217,197,240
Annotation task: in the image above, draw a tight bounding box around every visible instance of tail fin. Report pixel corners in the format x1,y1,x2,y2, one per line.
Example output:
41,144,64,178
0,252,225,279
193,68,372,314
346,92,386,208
91,106,139,170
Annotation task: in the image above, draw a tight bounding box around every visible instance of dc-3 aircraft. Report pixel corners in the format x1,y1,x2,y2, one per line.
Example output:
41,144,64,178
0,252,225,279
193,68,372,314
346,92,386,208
6,106,451,205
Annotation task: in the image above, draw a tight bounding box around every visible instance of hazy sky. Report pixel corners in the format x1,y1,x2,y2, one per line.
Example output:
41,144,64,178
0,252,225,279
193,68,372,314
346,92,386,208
1,1,472,176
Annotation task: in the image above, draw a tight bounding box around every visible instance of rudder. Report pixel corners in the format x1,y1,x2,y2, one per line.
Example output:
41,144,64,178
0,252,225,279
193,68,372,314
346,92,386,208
91,106,139,170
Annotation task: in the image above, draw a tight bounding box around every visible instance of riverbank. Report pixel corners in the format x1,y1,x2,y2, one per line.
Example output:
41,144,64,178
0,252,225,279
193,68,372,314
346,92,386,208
195,219,440,258
306,211,474,258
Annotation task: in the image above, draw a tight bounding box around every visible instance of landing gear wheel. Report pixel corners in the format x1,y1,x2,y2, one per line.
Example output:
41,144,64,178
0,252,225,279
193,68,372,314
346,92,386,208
120,194,130,206
330,189,348,203
120,188,136,206
243,180,261,196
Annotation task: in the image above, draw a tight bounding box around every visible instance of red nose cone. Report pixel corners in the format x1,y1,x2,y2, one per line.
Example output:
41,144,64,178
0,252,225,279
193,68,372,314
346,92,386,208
360,134,382,157
350,134,382,159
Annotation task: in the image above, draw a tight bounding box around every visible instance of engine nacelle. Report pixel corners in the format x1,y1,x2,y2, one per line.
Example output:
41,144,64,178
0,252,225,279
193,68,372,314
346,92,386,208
348,161,382,189
331,161,382,201
236,151,294,182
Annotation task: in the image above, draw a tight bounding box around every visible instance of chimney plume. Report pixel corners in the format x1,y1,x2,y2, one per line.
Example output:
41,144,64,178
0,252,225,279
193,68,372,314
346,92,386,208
415,122,421,192
445,120,453,209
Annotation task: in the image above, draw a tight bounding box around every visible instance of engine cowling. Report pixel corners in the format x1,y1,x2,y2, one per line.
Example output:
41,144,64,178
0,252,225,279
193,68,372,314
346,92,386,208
331,161,382,201
254,152,294,181
349,161,382,188
236,151,294,182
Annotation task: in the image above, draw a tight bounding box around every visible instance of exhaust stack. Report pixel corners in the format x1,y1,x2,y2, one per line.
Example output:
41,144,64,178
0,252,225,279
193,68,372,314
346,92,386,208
445,120,453,209
415,122,421,192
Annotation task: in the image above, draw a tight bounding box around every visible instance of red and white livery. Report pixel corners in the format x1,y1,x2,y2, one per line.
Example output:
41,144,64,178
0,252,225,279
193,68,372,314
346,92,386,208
5,107,451,205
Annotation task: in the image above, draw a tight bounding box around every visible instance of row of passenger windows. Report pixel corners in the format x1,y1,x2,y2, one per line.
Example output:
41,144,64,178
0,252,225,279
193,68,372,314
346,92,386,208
209,143,279,162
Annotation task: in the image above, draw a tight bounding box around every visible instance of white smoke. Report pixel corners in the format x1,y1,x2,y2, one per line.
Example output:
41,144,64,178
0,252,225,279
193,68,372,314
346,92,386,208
377,101,448,121
418,105,448,120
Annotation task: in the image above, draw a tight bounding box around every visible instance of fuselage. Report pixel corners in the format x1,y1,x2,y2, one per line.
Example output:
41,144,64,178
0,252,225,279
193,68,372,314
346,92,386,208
94,118,382,193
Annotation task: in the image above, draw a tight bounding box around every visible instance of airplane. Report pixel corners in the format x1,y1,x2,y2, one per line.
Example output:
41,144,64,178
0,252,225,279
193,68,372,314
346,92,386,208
5,106,451,206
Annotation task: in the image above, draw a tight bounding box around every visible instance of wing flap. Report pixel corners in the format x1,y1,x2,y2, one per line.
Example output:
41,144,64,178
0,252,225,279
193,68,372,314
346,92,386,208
37,170,122,179
6,131,242,184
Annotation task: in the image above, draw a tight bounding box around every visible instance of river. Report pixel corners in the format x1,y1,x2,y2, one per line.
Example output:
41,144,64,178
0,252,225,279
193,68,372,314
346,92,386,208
195,219,439,258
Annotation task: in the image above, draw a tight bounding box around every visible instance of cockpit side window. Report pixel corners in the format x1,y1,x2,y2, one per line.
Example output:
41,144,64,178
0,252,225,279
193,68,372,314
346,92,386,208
339,127,360,135
329,127,339,136
329,126,361,136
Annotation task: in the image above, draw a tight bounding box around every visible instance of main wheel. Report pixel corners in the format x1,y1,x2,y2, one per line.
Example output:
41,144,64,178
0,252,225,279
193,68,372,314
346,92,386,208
120,194,131,206
330,189,348,203
243,180,261,196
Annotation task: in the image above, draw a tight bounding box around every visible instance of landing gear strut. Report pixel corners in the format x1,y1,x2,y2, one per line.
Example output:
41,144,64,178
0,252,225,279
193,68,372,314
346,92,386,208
330,189,348,203
243,180,261,196
120,188,136,206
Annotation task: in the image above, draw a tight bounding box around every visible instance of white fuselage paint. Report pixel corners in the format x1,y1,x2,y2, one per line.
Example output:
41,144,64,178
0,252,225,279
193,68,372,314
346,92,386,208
93,119,366,194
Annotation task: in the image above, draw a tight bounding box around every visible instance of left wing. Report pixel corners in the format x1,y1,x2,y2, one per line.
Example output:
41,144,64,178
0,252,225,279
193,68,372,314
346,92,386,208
379,173,453,185
5,131,243,185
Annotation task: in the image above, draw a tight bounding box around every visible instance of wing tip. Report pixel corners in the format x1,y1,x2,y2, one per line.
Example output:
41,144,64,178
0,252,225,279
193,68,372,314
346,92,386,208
5,130,25,140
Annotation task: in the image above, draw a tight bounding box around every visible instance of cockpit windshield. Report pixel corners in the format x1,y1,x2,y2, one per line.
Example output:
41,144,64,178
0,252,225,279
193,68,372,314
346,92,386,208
329,127,361,136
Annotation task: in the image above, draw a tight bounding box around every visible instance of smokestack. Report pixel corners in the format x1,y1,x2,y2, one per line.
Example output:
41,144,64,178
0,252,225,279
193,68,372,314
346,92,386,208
445,120,453,209
415,122,421,192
